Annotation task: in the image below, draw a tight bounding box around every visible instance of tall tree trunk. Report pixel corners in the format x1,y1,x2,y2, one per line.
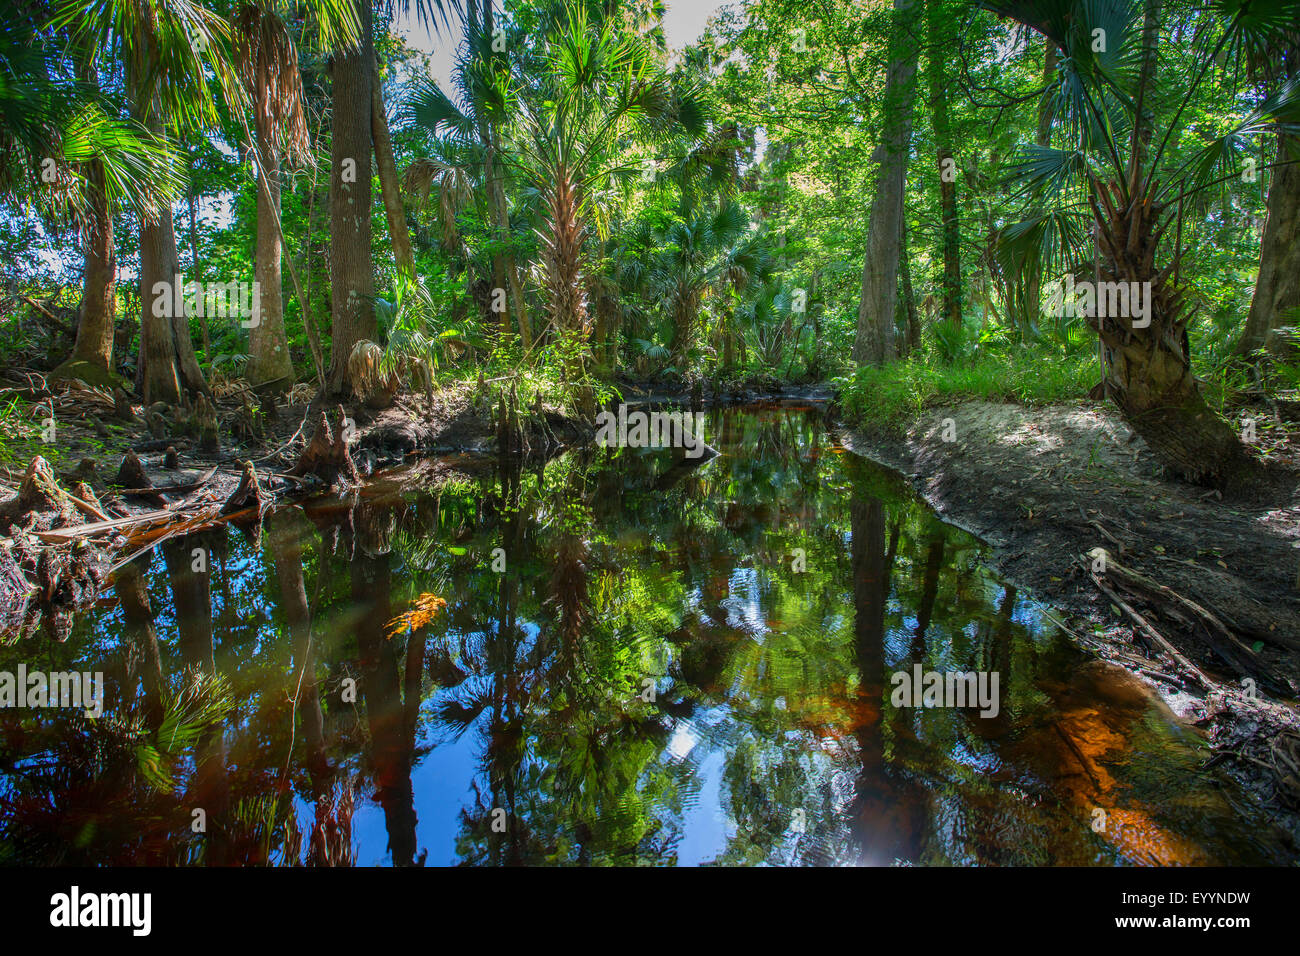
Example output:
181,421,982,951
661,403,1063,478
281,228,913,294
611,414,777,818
247,130,294,393
1236,132,1300,358
328,0,375,396
1020,39,1058,339
853,0,920,366
899,219,921,355
371,63,416,280
60,49,117,376
476,0,529,347
926,0,962,337
69,155,116,373
135,98,210,404
187,185,210,360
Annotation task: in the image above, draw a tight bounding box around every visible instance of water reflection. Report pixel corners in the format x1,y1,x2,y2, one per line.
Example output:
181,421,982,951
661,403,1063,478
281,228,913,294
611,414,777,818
0,404,1291,866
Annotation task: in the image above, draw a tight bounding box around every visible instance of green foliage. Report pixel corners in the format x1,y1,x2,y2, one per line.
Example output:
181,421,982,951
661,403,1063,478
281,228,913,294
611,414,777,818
837,349,1099,430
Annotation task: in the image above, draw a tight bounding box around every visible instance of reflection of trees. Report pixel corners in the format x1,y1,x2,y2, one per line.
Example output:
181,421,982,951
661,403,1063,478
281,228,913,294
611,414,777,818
4,405,1285,867
352,502,423,867
0,551,232,865
265,510,330,785
847,496,923,864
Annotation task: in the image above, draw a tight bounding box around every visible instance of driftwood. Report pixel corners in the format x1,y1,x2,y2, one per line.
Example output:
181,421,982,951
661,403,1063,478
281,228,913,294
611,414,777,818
1086,561,1214,688
288,405,359,486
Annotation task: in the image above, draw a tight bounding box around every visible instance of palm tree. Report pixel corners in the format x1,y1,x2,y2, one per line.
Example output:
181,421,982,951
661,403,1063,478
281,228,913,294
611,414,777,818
987,0,1300,487
233,0,356,396
326,0,455,398
403,13,524,337
2,12,180,383
508,3,676,380
647,202,768,374
58,0,230,405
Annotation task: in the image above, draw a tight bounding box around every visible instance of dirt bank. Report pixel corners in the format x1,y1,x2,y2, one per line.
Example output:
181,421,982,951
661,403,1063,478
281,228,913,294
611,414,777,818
841,399,1300,838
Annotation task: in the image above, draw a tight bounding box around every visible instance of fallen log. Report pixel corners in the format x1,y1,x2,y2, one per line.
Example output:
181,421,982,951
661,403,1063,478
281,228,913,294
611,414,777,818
116,464,219,499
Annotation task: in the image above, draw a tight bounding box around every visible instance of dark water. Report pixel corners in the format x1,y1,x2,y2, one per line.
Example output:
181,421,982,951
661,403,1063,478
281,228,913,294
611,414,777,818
0,404,1291,866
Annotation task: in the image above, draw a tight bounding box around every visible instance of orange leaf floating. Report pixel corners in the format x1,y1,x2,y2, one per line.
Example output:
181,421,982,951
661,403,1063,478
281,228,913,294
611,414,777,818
385,593,448,638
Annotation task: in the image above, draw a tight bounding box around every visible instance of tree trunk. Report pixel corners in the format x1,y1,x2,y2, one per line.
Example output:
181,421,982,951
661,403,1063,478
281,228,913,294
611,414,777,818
371,62,416,280
69,156,116,373
328,0,375,397
852,0,920,366
542,165,588,338
135,97,209,405
1092,182,1257,488
1236,132,1300,358
926,0,961,337
1020,40,1058,339
899,219,921,355
247,130,294,393
474,1,529,347
187,185,210,360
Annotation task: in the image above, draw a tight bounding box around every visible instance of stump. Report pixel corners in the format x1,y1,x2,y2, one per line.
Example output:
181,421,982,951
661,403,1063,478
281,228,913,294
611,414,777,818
0,456,77,531
222,460,270,515
192,393,219,453
146,409,168,440
115,450,152,489
232,392,264,442
112,387,138,422
288,405,360,487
